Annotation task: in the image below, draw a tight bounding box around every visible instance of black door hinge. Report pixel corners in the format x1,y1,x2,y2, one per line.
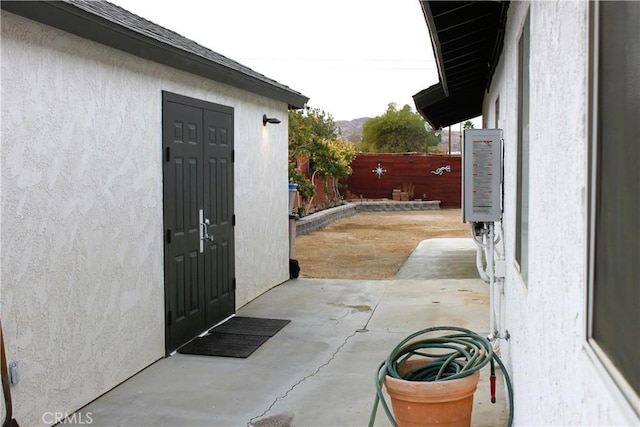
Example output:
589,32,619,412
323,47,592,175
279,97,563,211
231,150,235,163
232,214,236,226
165,147,170,162
232,278,236,290
166,229,171,244
167,310,172,326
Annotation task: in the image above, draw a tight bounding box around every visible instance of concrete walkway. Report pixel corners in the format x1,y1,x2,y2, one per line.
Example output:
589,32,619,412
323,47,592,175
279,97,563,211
395,238,479,280
78,238,508,426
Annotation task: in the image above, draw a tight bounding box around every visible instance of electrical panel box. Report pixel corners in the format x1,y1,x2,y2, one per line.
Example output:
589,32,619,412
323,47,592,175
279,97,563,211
462,129,502,222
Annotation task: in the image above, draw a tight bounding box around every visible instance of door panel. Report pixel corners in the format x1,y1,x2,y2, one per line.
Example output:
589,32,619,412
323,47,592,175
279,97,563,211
163,92,234,354
163,101,205,352
203,108,235,326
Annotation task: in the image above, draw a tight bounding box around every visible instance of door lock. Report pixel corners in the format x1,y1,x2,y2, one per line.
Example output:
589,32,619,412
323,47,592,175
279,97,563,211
202,218,214,242
199,209,214,253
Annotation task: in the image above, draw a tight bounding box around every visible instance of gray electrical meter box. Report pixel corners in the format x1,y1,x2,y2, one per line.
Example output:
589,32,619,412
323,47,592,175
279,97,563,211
462,129,502,222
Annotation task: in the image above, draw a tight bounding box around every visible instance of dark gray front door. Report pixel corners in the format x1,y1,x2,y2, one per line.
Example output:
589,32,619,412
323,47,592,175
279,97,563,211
162,92,235,354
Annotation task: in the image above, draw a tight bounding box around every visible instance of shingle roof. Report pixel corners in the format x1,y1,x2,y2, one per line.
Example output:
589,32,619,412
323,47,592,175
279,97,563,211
1,0,309,108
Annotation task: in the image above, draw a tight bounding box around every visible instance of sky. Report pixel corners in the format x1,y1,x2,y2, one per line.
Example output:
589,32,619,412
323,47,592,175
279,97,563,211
110,0,447,122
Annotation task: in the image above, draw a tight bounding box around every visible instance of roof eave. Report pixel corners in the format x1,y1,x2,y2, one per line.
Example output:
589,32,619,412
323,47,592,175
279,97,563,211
1,1,309,109
414,1,509,128
412,83,447,129
420,2,448,96
413,84,482,130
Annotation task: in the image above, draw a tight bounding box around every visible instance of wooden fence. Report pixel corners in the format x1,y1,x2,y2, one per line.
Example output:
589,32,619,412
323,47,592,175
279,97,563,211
341,153,462,207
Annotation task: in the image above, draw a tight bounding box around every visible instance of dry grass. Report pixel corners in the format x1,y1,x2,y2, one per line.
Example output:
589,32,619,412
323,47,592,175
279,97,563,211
294,209,469,279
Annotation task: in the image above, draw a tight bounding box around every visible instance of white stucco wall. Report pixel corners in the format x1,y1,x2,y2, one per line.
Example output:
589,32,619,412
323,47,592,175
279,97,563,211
485,1,637,425
1,11,290,425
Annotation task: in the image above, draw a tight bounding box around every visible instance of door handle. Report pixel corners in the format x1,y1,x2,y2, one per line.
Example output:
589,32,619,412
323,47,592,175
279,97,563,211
199,209,214,253
202,218,214,242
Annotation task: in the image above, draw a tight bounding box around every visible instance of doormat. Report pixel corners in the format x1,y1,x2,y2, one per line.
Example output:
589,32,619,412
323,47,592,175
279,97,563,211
177,317,290,358
209,316,290,336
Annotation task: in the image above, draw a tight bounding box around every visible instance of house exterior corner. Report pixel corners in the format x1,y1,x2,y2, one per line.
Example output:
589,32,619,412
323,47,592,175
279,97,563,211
484,1,638,424
1,6,301,424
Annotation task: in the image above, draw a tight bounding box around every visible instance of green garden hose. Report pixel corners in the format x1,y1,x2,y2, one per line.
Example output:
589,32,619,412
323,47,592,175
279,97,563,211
368,326,513,427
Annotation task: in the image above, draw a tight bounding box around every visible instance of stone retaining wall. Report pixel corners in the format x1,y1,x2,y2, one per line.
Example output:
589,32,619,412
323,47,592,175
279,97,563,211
295,200,441,236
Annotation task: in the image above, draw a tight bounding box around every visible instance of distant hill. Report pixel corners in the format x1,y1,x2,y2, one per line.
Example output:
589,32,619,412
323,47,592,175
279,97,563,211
335,117,370,143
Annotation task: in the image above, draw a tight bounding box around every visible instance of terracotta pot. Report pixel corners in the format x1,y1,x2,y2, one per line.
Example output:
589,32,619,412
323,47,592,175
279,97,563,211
384,359,480,427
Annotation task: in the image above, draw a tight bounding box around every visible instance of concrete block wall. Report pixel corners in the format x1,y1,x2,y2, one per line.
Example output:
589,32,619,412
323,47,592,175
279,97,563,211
295,201,441,236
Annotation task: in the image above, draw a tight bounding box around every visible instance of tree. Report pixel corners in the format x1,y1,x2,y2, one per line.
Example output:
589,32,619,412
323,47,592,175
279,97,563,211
288,108,354,212
359,103,439,153
288,108,341,160
463,120,475,129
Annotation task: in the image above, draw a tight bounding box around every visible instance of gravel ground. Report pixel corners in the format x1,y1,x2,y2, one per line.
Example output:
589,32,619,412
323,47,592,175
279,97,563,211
294,208,470,279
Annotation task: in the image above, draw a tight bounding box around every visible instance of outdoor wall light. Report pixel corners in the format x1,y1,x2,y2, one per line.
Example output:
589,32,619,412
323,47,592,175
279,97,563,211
263,114,281,126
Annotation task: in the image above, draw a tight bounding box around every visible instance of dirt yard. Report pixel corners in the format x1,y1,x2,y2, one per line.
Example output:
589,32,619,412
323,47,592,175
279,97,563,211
294,208,470,280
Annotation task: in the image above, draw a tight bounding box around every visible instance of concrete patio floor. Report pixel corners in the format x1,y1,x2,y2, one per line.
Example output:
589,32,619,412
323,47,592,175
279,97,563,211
78,238,509,426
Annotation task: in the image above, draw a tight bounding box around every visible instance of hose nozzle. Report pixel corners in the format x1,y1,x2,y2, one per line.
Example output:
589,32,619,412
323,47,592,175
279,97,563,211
490,360,496,404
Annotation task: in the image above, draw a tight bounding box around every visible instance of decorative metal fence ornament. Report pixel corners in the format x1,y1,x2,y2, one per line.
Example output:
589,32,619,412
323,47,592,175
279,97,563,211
431,165,451,175
372,162,387,179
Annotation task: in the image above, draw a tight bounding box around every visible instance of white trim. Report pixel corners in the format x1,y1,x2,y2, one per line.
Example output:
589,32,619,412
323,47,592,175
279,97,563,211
514,9,531,286
583,341,640,420
585,0,598,346
585,1,639,415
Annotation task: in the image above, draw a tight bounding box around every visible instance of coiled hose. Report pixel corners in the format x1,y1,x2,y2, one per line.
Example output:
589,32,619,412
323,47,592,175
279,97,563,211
368,326,513,427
